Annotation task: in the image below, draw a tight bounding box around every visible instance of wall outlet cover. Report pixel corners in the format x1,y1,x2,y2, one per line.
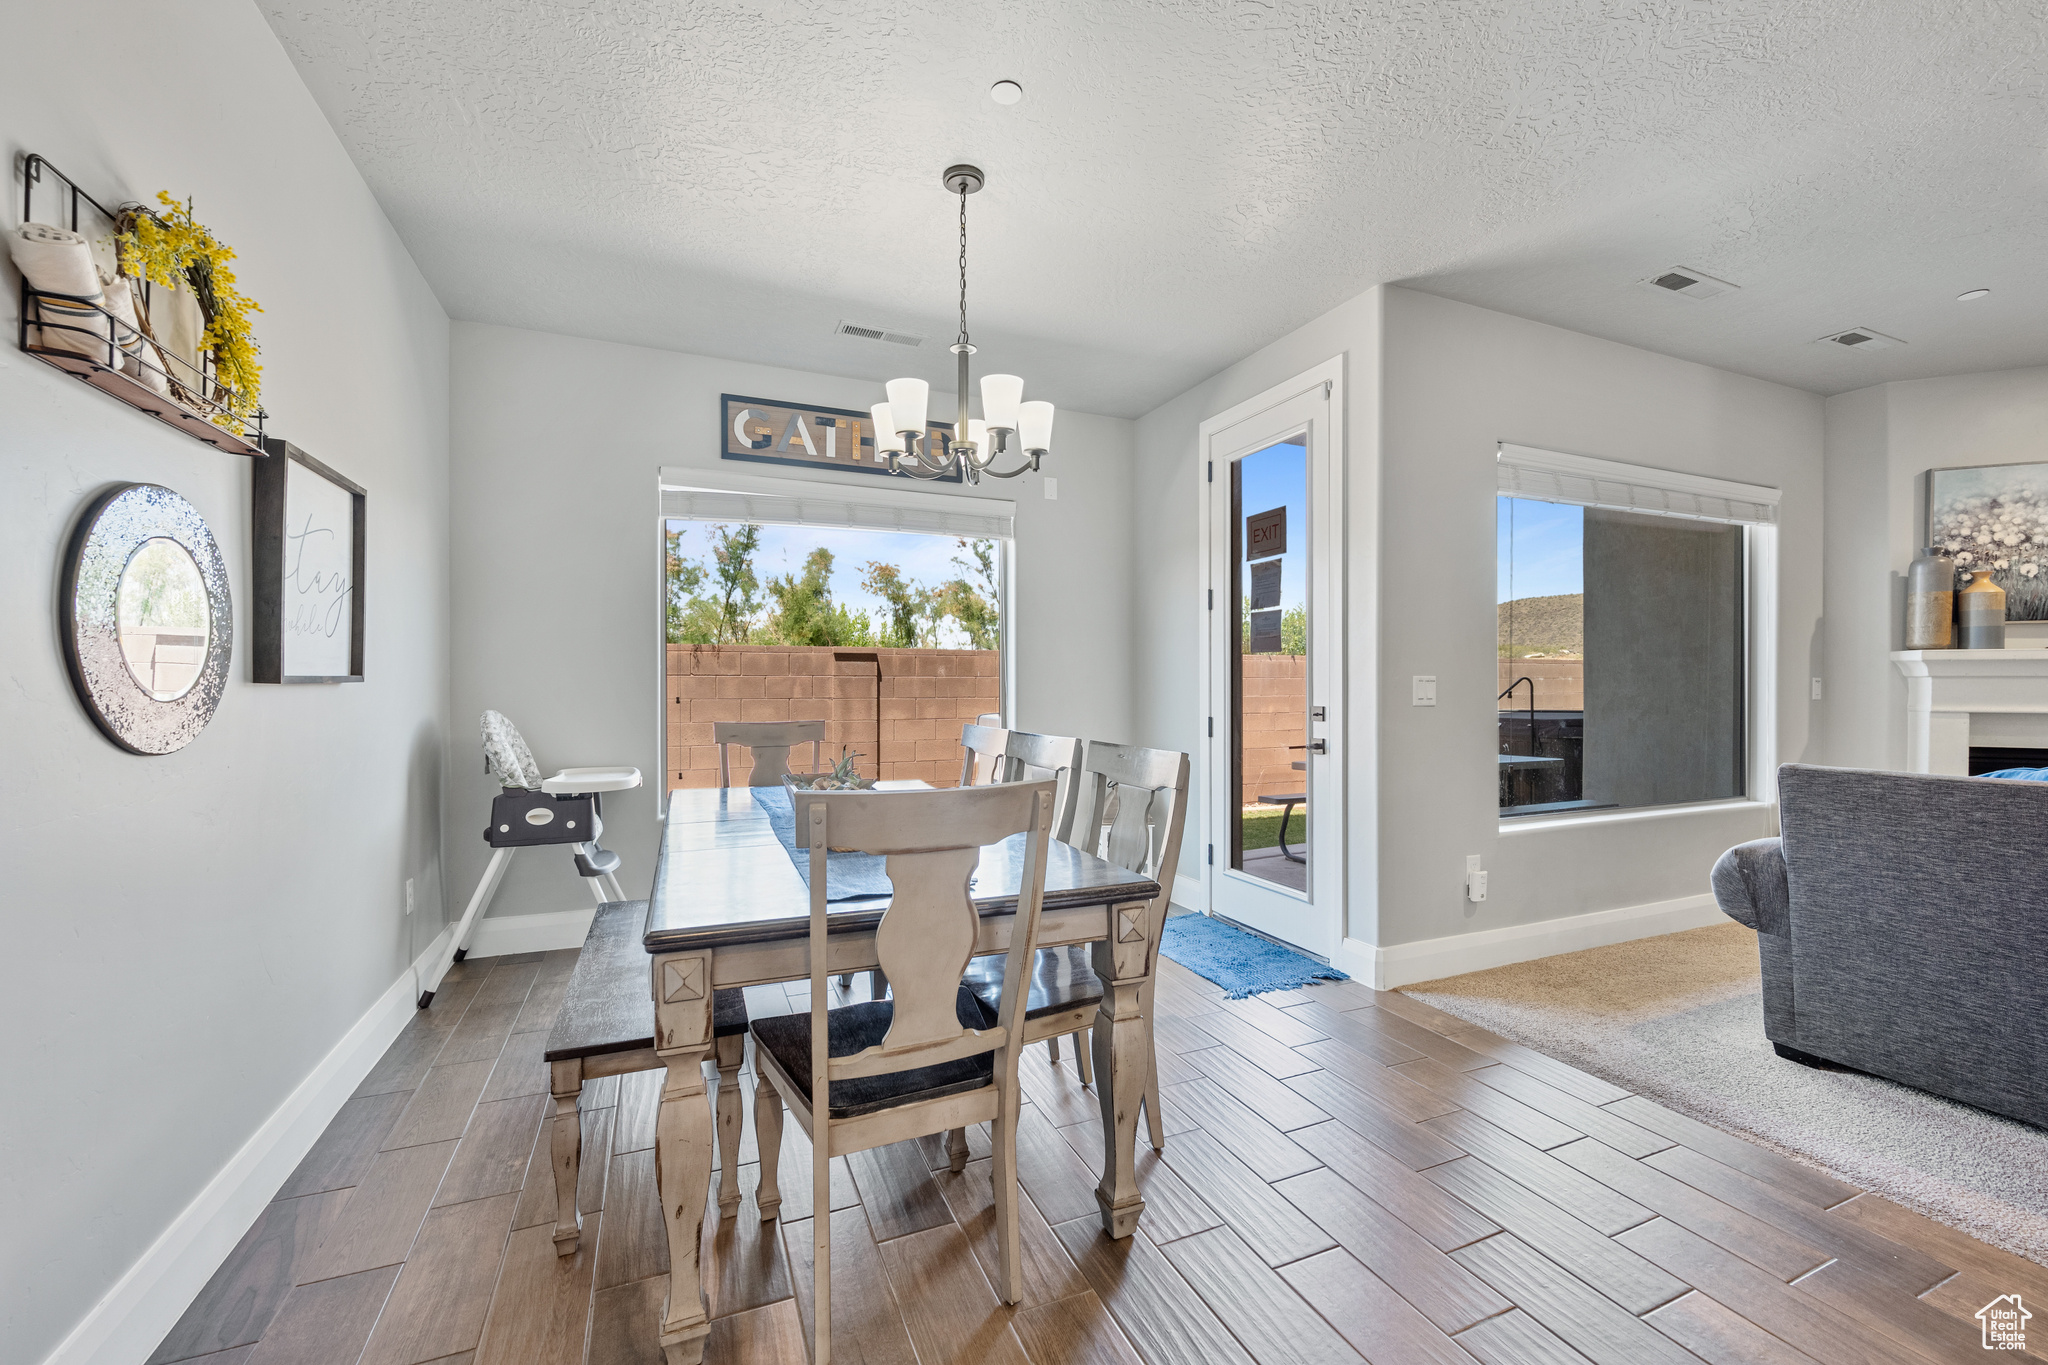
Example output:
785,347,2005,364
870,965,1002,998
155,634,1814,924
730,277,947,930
1412,675,1438,707
404,878,416,915
1043,477,1058,500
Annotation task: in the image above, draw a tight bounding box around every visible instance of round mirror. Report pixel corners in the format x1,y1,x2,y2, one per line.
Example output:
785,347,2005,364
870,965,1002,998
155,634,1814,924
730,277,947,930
117,538,213,700
62,483,232,755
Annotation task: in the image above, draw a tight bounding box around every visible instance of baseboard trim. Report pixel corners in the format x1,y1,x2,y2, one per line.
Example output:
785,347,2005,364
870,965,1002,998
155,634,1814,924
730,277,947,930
38,923,457,1365
466,906,597,958
1348,892,1725,990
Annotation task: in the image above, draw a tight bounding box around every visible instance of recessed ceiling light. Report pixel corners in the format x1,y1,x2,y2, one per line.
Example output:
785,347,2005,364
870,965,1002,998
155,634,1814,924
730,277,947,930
990,80,1023,106
1958,288,1991,301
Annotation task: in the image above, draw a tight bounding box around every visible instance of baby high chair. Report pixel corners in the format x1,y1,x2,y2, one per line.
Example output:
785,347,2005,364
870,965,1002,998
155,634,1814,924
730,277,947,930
418,711,642,1008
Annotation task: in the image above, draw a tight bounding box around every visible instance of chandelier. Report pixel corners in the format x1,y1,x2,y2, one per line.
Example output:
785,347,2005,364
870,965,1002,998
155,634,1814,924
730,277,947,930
873,165,1052,484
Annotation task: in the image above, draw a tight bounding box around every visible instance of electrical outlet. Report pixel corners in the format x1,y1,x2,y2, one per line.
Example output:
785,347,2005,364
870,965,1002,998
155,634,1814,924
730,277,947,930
1412,675,1438,707
1465,855,1487,903
404,877,416,916
1043,477,1058,500
1811,677,1824,701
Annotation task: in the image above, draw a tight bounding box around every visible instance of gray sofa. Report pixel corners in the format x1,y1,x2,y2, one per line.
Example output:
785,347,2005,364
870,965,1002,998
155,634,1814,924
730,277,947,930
1713,763,2048,1129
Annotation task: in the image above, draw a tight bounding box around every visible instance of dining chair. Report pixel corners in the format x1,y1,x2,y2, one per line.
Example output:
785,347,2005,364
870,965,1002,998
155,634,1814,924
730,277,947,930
1003,729,1084,844
959,719,1009,787
749,779,1057,1360
715,719,825,787
953,742,1190,1155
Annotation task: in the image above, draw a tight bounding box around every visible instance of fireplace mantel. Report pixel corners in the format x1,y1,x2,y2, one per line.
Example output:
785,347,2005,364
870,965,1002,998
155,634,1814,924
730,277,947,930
1890,649,2048,773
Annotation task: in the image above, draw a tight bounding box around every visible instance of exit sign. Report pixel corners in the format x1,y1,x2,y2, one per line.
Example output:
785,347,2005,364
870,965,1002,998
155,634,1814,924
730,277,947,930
1246,506,1287,560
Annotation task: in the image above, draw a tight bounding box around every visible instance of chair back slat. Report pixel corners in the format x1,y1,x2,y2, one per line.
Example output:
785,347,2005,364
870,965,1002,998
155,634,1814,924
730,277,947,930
715,719,826,787
801,782,1057,1088
960,722,1010,788
1003,730,1083,844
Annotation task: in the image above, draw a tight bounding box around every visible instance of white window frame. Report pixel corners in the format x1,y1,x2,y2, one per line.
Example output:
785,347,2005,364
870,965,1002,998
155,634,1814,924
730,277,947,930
1494,444,1779,830
655,466,1017,813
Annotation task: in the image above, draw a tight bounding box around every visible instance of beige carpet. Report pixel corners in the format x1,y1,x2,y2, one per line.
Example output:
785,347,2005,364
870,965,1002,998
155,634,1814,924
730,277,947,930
1404,922,2048,1266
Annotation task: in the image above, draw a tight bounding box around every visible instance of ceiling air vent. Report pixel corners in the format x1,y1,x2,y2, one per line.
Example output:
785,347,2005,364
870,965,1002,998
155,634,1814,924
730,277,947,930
836,320,924,347
1818,327,1904,351
1640,267,1737,300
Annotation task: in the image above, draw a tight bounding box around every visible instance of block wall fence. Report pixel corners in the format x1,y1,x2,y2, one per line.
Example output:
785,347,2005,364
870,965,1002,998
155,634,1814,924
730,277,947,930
666,644,1001,789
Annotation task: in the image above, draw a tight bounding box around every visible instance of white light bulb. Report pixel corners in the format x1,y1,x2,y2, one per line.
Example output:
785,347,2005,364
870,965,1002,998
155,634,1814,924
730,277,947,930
870,403,904,454
885,378,929,436
1018,400,1055,452
980,374,1023,430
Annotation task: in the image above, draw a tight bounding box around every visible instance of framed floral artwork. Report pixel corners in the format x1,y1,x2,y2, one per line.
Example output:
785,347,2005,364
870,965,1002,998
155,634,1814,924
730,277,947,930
1928,460,2048,620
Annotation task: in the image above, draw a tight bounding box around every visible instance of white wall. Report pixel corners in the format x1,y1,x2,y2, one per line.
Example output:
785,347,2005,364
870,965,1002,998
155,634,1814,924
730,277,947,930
0,4,451,1362
1375,288,1822,953
1131,288,1385,944
1133,285,1826,966
1823,366,2048,770
448,322,1133,920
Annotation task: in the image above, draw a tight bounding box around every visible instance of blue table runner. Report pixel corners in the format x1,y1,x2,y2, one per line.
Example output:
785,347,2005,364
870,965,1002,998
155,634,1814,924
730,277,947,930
753,787,896,901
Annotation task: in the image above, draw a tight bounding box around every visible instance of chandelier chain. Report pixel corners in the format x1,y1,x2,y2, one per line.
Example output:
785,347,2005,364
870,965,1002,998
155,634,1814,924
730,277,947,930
957,186,970,349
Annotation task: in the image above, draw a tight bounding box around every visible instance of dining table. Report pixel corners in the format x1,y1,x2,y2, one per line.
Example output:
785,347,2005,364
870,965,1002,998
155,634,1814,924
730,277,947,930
639,784,1164,1365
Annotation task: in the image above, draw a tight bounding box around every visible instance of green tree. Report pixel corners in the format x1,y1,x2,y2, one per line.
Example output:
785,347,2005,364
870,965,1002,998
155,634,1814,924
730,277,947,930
1238,600,1308,656
861,560,932,647
762,547,876,646
706,523,764,643
930,538,1001,650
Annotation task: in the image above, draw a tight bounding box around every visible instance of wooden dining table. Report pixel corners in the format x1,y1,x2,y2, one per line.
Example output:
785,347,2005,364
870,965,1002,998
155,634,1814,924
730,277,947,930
640,785,1163,1365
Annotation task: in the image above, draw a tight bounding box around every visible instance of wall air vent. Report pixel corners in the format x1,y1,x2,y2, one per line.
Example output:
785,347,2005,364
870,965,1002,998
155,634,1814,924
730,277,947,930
836,320,924,347
1818,327,1904,351
1640,267,1738,300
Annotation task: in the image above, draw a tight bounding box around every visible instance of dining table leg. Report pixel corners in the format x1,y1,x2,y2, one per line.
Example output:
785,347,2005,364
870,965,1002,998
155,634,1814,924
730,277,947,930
1090,901,1154,1239
653,951,716,1365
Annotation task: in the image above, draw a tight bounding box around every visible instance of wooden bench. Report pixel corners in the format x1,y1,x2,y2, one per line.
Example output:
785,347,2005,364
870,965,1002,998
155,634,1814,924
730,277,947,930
542,900,749,1253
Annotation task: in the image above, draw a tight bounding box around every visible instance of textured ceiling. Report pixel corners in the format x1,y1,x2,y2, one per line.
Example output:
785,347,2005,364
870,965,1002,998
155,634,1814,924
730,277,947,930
262,0,2048,417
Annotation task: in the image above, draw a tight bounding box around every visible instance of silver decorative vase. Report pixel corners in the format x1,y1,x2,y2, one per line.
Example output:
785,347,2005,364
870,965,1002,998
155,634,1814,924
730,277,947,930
1959,569,2007,650
1904,548,1955,650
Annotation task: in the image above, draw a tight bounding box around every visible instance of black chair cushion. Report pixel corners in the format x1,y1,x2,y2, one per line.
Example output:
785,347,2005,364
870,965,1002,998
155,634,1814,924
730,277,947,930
751,985,998,1119
712,986,748,1038
962,944,1104,1021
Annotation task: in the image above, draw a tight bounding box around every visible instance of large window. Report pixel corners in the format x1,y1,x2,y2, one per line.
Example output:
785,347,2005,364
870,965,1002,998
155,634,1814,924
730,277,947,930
1497,446,1773,818
662,518,1004,790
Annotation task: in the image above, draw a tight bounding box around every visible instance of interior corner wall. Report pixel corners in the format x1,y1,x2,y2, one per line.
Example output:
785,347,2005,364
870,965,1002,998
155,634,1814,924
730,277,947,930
1376,287,1821,953
0,3,452,1362
1129,287,1385,945
1823,366,2048,773
446,321,1134,923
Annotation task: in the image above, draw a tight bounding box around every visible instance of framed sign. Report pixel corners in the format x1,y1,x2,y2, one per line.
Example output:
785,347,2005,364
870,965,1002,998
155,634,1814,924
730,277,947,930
252,438,365,683
1246,505,1287,559
721,393,961,482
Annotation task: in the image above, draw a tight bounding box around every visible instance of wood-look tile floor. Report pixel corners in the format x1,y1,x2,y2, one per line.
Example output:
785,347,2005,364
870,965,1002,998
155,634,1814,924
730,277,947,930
151,947,2046,1365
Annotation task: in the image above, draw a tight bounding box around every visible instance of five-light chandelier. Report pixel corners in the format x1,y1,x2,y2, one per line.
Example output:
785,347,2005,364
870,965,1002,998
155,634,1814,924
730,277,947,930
873,165,1052,483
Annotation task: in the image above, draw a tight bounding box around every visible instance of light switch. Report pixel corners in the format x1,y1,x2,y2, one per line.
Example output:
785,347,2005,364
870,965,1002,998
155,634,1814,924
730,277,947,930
1811,677,1824,701
1043,477,1058,500
1412,675,1437,707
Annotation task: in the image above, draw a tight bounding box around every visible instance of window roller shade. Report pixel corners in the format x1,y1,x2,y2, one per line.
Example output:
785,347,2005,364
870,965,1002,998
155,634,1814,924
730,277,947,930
1497,443,1778,526
660,486,1014,540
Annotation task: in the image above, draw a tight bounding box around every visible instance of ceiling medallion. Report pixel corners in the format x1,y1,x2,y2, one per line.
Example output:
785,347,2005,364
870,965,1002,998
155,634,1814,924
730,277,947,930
873,165,1052,485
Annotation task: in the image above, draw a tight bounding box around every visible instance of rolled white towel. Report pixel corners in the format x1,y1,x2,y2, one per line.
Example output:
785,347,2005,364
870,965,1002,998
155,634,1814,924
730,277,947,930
8,223,111,361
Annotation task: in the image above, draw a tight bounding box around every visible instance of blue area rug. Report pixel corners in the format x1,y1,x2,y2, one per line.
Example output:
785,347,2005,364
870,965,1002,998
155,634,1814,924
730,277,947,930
1160,914,1349,999
753,787,895,900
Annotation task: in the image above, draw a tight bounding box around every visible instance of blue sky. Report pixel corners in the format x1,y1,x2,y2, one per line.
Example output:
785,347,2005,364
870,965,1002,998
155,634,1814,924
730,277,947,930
1497,496,1583,602
666,519,988,641
1238,438,1307,613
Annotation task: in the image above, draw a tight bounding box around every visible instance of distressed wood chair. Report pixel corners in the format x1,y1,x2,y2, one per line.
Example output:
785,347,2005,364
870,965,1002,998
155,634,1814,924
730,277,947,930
750,780,1057,1360
954,742,1189,1155
959,720,1010,788
715,719,826,787
1003,729,1084,844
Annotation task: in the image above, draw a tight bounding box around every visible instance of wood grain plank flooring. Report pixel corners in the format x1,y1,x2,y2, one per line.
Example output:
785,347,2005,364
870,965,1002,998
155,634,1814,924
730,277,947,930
158,954,2034,1365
